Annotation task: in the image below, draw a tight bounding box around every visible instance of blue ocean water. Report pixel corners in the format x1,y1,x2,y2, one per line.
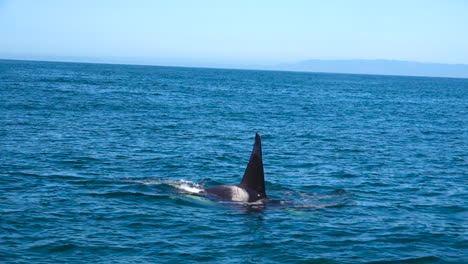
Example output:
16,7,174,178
0,59,467,263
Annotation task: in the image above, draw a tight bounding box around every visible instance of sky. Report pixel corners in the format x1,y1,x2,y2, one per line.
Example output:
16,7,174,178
1,0,467,67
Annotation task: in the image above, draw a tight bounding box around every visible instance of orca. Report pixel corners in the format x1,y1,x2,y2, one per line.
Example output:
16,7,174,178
203,133,268,203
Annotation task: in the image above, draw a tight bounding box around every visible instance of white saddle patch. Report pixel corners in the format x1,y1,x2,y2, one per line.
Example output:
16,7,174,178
229,186,250,202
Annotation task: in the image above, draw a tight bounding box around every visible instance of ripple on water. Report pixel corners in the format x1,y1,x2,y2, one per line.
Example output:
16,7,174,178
0,61,467,263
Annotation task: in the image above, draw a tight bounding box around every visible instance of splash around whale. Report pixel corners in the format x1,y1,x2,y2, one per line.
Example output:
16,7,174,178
203,133,268,203
136,133,349,210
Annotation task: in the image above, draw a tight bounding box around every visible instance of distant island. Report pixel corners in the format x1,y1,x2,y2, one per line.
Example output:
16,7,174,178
270,59,468,79
2,57,467,79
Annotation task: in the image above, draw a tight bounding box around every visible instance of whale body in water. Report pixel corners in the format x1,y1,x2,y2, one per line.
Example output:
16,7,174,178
203,133,267,203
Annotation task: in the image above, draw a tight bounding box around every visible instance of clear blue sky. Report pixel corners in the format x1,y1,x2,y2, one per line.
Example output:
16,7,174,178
1,0,467,67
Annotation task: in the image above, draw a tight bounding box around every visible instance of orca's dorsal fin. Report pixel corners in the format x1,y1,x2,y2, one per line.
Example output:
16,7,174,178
239,133,266,197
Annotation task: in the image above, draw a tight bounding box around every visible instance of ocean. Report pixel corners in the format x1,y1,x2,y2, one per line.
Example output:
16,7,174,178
0,59,466,263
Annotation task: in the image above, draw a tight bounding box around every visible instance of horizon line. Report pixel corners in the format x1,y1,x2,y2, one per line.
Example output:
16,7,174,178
1,57,467,80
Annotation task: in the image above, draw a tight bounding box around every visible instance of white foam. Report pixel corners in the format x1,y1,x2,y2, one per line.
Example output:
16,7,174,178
134,179,203,194
135,179,164,185
168,180,203,194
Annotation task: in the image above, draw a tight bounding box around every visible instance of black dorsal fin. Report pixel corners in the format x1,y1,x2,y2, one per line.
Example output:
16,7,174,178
239,133,266,197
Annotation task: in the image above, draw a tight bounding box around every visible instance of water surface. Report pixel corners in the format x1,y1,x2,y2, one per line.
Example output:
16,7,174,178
1,60,467,263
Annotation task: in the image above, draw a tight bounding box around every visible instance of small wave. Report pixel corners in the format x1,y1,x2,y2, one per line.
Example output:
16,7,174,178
296,203,347,209
29,240,79,253
331,188,347,195
133,178,165,185
87,191,169,200
168,180,204,194
134,178,204,194
365,256,441,264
